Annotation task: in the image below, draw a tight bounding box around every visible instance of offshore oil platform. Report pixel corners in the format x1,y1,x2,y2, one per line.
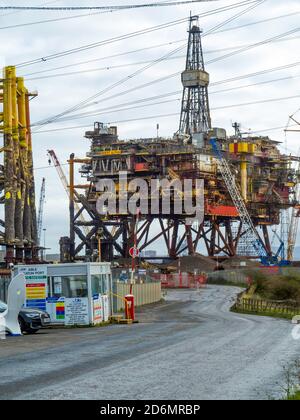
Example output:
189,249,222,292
0,16,299,267
60,16,300,266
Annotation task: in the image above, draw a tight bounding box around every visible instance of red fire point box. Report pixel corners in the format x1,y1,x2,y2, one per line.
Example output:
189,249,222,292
125,294,135,321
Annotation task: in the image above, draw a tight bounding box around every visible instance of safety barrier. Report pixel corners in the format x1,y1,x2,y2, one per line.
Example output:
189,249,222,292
151,272,207,289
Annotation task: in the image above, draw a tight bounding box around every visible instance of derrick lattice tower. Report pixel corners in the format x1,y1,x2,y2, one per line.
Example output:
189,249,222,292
179,15,211,137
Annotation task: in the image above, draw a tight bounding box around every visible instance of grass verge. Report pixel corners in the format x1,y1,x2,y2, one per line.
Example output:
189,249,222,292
230,304,295,321
287,391,300,400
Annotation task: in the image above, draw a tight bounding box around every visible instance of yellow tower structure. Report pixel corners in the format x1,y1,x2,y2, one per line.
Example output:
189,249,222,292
0,66,38,263
240,156,247,202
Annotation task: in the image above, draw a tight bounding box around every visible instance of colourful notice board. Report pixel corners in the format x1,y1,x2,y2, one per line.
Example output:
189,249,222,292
19,266,47,311
56,299,65,320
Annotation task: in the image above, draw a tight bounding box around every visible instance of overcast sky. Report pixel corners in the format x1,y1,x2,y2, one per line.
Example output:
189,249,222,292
0,0,299,254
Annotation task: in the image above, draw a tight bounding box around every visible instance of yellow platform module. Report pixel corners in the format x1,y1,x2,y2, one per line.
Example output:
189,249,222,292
0,65,38,261
248,143,257,153
238,142,248,153
229,142,256,154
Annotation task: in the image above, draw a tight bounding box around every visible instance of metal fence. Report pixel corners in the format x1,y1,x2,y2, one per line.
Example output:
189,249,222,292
113,281,162,312
207,270,250,286
208,266,300,285
112,267,156,284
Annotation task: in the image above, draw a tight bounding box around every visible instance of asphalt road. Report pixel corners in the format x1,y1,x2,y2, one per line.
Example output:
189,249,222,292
0,285,299,400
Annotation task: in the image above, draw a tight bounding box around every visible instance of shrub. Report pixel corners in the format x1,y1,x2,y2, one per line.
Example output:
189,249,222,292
271,281,299,300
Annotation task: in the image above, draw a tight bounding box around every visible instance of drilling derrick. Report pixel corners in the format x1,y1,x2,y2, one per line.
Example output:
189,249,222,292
179,15,211,138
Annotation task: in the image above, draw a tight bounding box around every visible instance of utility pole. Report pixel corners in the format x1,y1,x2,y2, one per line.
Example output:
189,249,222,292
178,15,211,139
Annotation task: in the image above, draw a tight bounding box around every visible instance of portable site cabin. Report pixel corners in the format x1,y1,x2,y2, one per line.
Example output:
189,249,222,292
13,262,112,326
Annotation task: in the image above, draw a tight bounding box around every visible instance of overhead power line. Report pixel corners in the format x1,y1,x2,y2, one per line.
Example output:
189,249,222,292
0,0,61,16
14,1,259,68
23,33,300,79
249,124,298,135
31,60,300,128
0,0,259,31
32,25,297,127
23,39,187,77
212,10,300,34
0,10,115,30
15,17,188,68
0,6,296,38
32,43,187,128
50,73,300,124
26,55,185,81
31,94,300,134
206,26,300,66
31,0,265,128
211,61,300,85
25,35,300,81
212,95,300,111
0,1,230,11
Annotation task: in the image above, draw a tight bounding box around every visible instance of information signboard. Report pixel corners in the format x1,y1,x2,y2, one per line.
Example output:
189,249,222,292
65,297,89,326
92,294,103,325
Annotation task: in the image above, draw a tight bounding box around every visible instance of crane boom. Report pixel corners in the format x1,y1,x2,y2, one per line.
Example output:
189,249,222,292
287,160,300,261
210,138,268,259
286,113,300,262
288,205,300,261
47,150,90,236
37,177,46,246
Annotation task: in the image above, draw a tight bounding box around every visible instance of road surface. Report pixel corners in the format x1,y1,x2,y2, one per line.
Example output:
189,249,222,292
0,285,299,400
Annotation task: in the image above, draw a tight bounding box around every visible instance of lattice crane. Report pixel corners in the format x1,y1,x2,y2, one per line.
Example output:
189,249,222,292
287,154,300,261
285,112,300,261
210,138,269,260
37,177,46,246
47,150,90,236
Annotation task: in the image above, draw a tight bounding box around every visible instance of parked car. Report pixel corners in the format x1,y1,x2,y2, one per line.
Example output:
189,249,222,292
0,299,51,334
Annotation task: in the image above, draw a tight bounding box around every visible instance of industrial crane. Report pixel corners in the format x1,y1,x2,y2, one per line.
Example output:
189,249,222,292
285,112,300,262
271,229,288,264
210,137,273,264
287,158,300,261
210,137,291,266
37,177,46,246
47,150,90,236
287,203,300,262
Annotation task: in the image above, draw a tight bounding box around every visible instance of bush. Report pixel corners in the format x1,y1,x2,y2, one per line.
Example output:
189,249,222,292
247,272,300,303
245,270,267,293
271,281,299,301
